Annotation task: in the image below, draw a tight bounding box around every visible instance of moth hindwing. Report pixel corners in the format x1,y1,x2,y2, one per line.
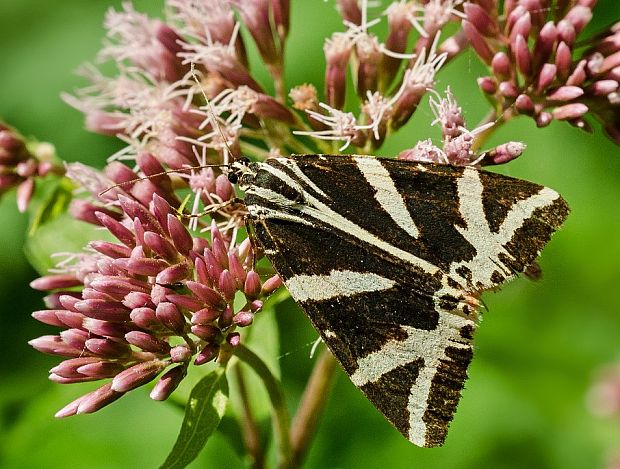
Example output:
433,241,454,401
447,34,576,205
234,153,569,447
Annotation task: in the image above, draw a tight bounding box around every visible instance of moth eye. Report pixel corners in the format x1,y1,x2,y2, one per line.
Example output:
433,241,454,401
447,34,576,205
228,172,239,184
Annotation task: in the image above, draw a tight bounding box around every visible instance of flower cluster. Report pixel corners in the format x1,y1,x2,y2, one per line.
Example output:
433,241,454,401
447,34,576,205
399,88,526,165
0,123,61,212
464,0,620,142
30,187,281,415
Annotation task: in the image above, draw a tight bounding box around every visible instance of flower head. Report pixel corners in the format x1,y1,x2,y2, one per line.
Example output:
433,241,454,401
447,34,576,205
30,190,281,415
465,2,620,144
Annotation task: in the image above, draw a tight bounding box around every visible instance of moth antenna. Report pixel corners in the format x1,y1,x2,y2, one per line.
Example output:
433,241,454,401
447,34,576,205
97,164,228,198
189,63,238,165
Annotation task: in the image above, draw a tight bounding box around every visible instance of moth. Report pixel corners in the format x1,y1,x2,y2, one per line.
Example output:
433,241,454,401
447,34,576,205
227,153,569,447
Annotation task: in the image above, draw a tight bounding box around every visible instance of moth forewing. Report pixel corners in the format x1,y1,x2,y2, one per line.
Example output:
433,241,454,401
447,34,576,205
234,153,569,447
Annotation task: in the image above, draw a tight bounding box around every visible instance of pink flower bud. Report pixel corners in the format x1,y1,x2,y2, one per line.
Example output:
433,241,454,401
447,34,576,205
537,63,557,92
125,331,171,353
555,42,572,79
89,241,132,259
226,332,241,348
55,310,86,329
262,274,283,294
509,12,531,43
186,281,225,308
324,34,352,109
478,76,498,94
464,3,498,37
111,360,166,392
170,345,192,363
204,249,224,285
244,270,262,300
190,324,220,341
536,111,553,127
76,383,124,414
74,299,130,322
30,274,82,291
492,52,511,80
481,141,526,165
565,5,592,35
61,328,89,350
150,365,186,401
123,291,154,310
77,361,125,379
85,338,131,358
557,20,576,46
50,357,102,378
547,85,584,101
29,335,81,357
228,251,247,287
463,21,494,65
129,307,161,330
166,293,205,311
83,318,128,338
167,214,193,256
218,306,234,328
552,103,589,120
95,212,136,248
194,344,219,365
192,307,221,325
155,302,185,333
126,257,169,277
32,309,68,327
533,22,557,67
336,0,361,24
233,311,254,327
587,80,619,96
218,270,237,302
514,35,532,76
566,60,587,86
194,257,210,285
499,81,519,98
156,262,190,285
117,195,165,236
144,231,178,262
602,51,620,74
90,277,149,298
515,94,535,115
211,237,229,269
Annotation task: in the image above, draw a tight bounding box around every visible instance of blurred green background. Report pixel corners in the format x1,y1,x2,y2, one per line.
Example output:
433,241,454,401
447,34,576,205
1,1,619,468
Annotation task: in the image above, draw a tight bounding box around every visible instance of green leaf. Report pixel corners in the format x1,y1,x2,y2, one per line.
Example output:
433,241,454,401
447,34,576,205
27,176,73,236
24,212,112,275
161,366,229,469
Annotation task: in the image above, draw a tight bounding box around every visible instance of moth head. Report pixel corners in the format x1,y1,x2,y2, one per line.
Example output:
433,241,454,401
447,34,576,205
228,156,257,190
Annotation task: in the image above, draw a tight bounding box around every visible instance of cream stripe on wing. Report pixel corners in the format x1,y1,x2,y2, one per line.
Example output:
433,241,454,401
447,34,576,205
285,270,396,302
275,157,329,198
349,313,473,446
353,156,420,238
247,185,440,274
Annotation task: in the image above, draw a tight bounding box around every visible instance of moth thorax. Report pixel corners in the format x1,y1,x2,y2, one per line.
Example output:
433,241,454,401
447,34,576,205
229,159,258,190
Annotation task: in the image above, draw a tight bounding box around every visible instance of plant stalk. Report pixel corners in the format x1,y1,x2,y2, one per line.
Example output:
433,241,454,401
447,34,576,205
290,348,338,467
234,344,292,469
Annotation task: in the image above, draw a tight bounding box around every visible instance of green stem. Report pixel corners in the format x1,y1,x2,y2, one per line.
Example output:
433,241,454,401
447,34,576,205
234,344,292,469
290,349,338,467
233,364,265,469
